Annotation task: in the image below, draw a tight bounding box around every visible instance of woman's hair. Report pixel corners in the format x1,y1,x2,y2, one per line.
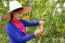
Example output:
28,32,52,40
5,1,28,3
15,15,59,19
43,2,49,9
10,7,23,20
10,12,13,20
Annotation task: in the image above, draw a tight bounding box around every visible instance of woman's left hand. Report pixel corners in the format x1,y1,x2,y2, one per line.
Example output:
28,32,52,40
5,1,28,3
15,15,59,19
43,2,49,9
39,21,44,25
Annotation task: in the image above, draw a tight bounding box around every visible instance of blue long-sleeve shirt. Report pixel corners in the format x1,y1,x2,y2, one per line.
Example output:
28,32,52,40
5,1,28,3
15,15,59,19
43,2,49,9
5,19,39,43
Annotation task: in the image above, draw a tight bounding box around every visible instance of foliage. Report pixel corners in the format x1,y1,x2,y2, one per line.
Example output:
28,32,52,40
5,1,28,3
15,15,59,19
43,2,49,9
0,0,65,43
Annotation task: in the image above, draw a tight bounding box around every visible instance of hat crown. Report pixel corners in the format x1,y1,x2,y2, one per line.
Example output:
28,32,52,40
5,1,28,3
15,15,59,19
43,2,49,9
9,1,23,11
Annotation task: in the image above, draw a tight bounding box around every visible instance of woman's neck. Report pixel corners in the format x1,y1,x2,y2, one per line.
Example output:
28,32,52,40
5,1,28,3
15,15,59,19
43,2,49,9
12,18,20,22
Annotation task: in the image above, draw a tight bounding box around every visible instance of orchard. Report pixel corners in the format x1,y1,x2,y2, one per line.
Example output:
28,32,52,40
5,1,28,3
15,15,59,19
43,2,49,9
0,0,65,43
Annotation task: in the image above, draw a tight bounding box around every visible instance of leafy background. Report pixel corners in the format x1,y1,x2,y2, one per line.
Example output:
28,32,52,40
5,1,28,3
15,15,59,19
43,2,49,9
0,0,65,43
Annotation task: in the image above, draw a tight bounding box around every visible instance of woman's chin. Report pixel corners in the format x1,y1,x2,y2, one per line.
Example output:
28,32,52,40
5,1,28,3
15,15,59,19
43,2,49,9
17,18,21,21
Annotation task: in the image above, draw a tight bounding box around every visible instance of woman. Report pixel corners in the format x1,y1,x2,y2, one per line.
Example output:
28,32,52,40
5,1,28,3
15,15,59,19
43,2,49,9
3,1,44,43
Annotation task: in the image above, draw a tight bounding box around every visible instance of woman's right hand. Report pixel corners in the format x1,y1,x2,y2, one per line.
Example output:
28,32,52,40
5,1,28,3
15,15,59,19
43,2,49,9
34,28,43,36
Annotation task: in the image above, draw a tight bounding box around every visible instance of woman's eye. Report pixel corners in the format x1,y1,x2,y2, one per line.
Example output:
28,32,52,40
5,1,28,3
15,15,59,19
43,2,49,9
18,12,21,14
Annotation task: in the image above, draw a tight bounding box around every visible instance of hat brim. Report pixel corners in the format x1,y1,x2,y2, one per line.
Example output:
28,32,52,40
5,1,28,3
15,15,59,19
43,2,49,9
2,6,32,20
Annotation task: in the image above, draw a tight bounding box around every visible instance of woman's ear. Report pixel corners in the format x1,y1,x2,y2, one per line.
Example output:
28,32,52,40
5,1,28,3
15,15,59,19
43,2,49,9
12,12,16,16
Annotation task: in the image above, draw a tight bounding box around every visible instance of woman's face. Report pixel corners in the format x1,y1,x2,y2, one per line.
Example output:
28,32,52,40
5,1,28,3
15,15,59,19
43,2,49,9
13,10,23,21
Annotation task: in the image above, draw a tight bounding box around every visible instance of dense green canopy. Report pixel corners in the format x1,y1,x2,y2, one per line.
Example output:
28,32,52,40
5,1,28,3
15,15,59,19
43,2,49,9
0,0,65,43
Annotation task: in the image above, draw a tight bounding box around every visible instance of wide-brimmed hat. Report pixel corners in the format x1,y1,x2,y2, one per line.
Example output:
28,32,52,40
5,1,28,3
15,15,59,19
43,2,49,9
3,1,32,20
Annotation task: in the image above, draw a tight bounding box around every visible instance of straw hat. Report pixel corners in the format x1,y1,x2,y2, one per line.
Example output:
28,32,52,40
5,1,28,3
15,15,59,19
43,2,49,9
3,1,32,20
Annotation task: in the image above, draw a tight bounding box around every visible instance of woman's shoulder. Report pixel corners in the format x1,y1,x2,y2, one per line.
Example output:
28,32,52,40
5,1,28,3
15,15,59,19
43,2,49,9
5,22,13,29
20,19,26,22
5,21,17,32
20,19,29,23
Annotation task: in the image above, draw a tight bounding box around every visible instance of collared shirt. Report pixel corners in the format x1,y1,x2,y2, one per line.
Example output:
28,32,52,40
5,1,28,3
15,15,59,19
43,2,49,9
5,19,39,43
